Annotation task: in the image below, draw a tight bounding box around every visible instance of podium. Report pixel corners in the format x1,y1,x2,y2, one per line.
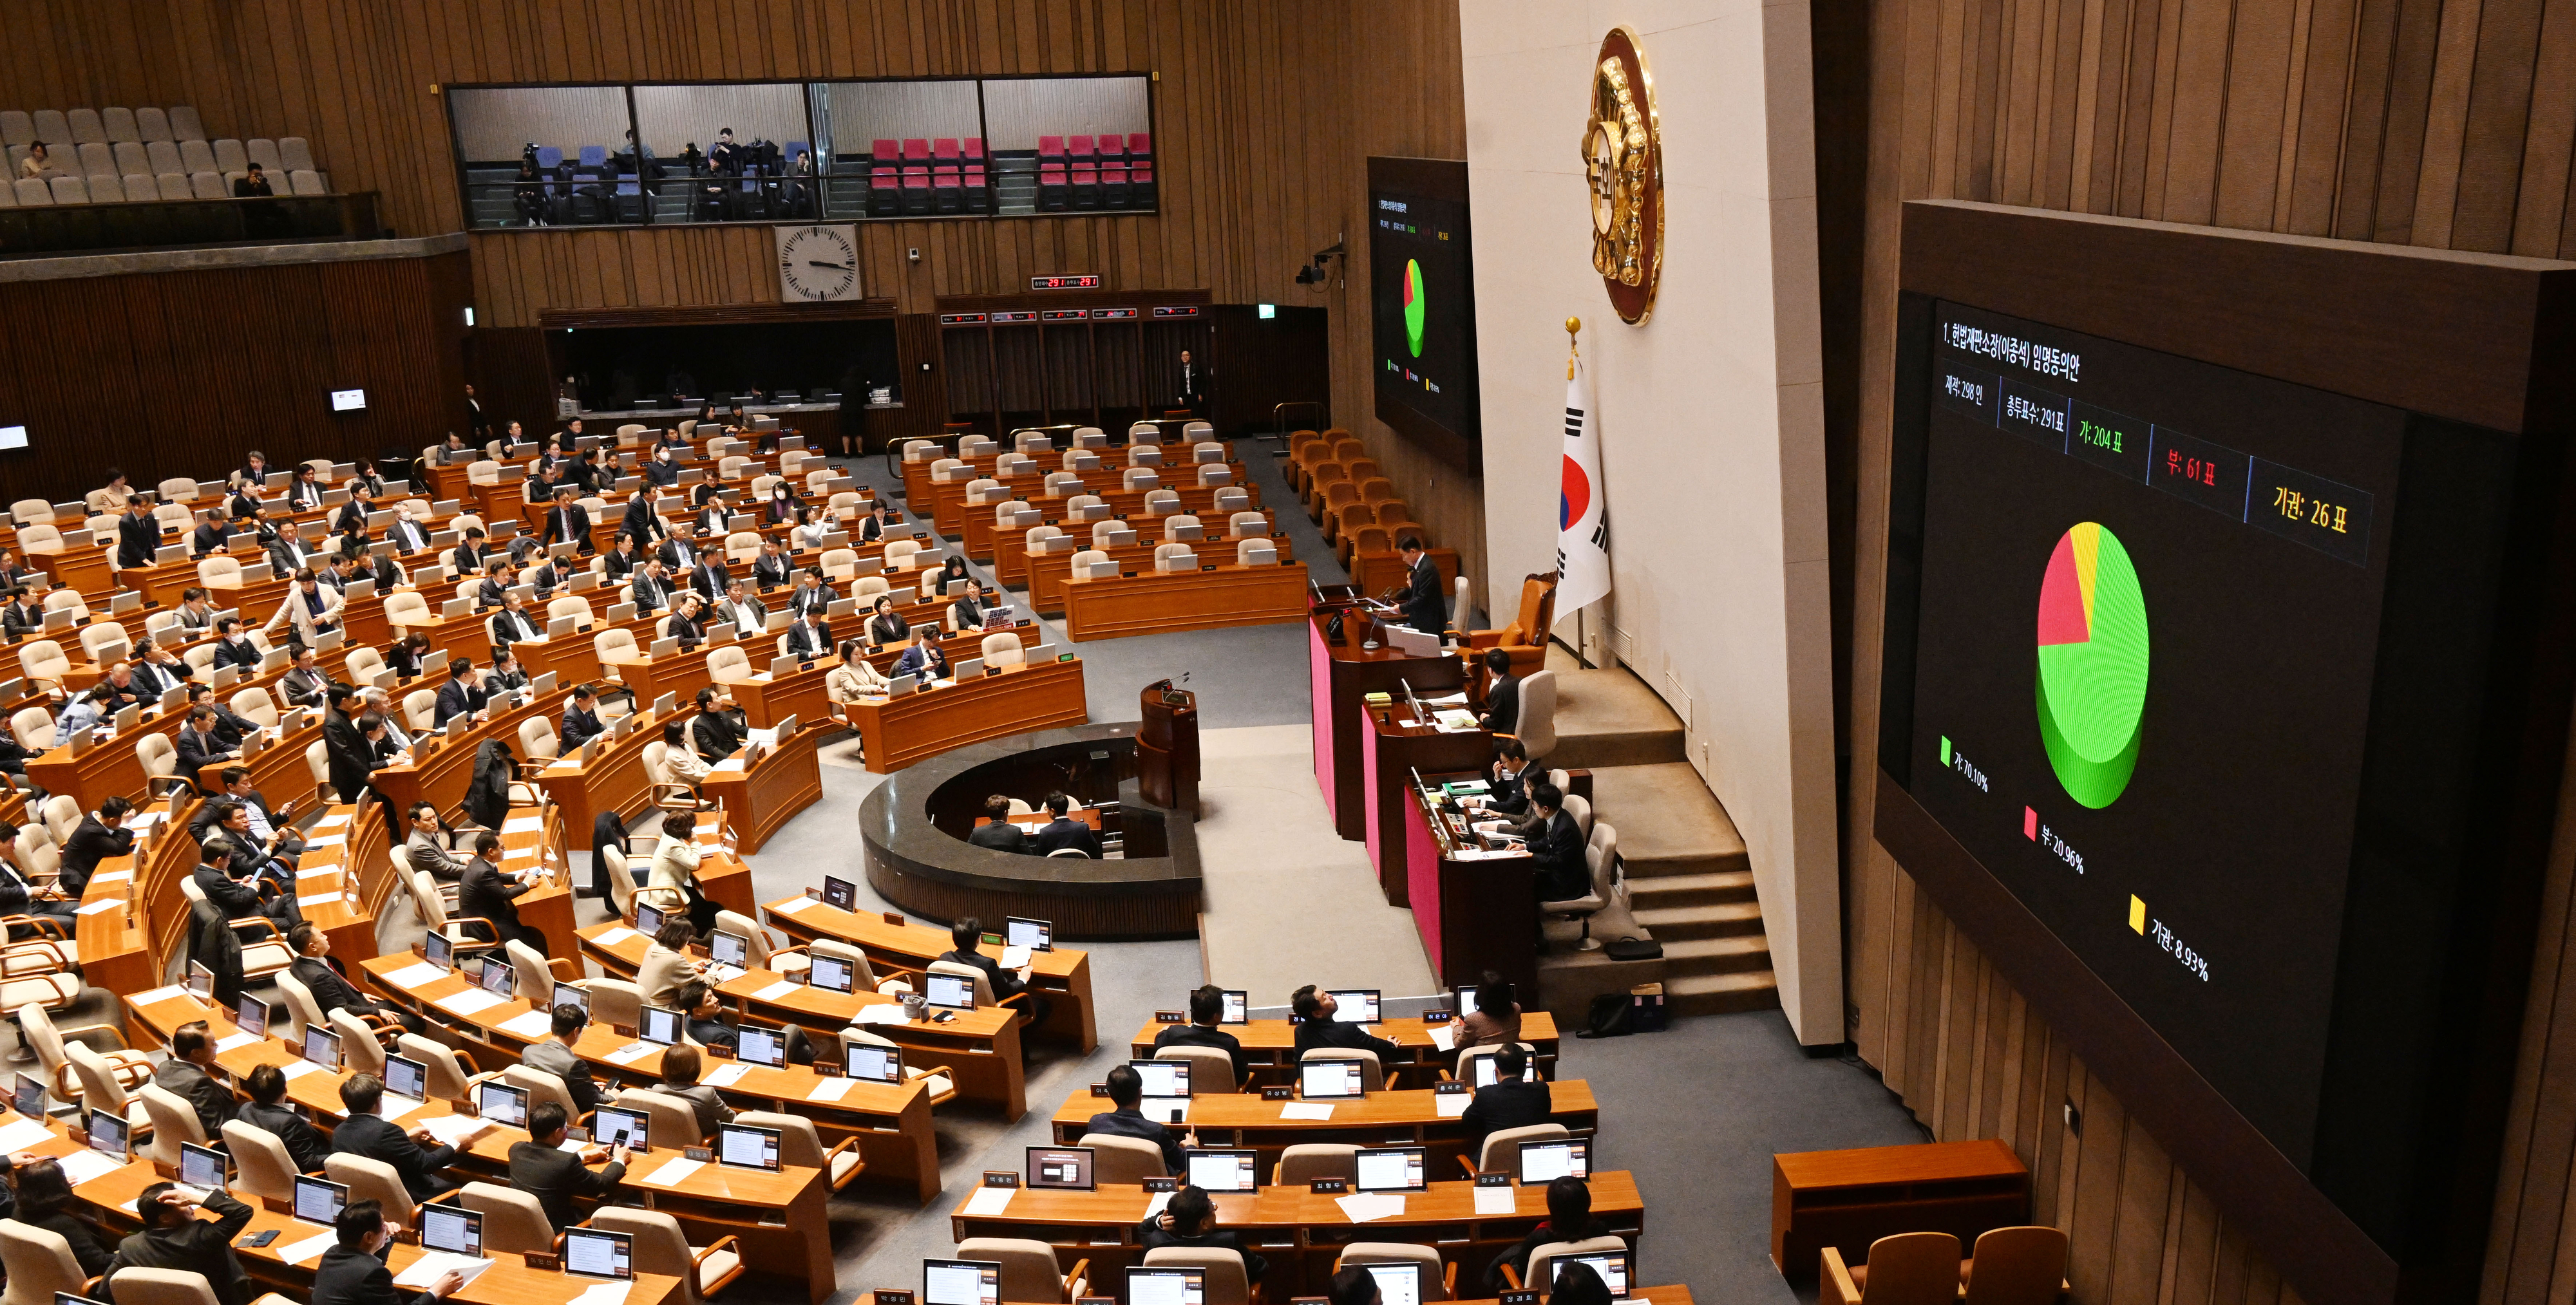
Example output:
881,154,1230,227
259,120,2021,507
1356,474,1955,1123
1139,681,1201,812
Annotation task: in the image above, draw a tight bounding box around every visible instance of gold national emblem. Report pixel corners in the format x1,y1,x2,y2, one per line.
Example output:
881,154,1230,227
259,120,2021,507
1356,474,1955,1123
1585,26,1662,324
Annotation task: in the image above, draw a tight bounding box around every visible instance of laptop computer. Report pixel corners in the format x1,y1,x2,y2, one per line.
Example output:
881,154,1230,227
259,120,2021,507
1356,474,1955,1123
1518,1137,1591,1184
821,876,857,910
176,1141,227,1196
639,1005,683,1046
1219,990,1249,1024
301,1026,342,1071
635,902,665,936
808,954,857,995
708,929,749,974
86,1109,129,1159
1363,1263,1425,1305
1005,917,1053,952
479,957,514,997
1552,1250,1633,1299
1130,1059,1191,1124
384,1055,430,1105
1026,1146,1094,1190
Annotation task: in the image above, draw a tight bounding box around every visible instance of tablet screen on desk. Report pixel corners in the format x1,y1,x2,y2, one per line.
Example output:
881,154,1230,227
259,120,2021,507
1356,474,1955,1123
1365,1264,1423,1305
1327,990,1380,1022
1129,1060,1191,1100
924,973,975,1010
420,1205,482,1257
1126,1268,1205,1305
1555,1251,1630,1299
302,1026,341,1071
923,1259,1001,1305
735,1026,786,1067
710,930,749,970
1005,917,1052,951
639,1005,682,1046
1300,1060,1365,1098
292,1175,346,1226
84,1109,126,1159
236,995,268,1038
475,1081,528,1128
809,954,856,994
185,962,214,1000
14,1074,43,1120
717,1123,781,1170
480,957,513,997
563,1228,633,1280
846,1044,902,1083
822,876,857,910
1354,1147,1426,1192
556,983,591,1017
1517,1138,1590,1185
634,903,665,936
1219,990,1247,1024
424,932,453,971
177,1141,225,1191
1184,1149,1257,1193
1025,1146,1093,1190
592,1105,649,1150
385,1055,428,1103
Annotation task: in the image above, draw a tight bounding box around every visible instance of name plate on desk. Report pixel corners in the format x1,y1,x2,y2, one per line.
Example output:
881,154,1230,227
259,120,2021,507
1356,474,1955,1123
1261,1086,1293,1101
1434,1082,1469,1095
880,1294,917,1305
1089,1083,1110,1097
1309,1178,1349,1194
883,912,905,926
1424,1009,1455,1023
1476,1172,1514,1187
1141,1176,1178,1193
1154,1011,1186,1024
981,1171,1020,1188
1501,1293,1540,1305
523,1252,561,1272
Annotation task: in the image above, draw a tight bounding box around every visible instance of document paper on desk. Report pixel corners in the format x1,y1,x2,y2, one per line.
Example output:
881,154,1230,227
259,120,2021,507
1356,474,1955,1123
278,1230,339,1266
962,1186,1016,1216
214,1032,262,1053
999,945,1031,970
806,1077,855,1103
279,1059,323,1080
131,986,190,1008
497,1009,555,1038
502,816,544,834
396,1253,493,1289
753,980,801,1000
1474,1184,1520,1215
770,896,816,915
1335,1194,1407,1223
76,898,124,915
592,926,638,947
0,1118,55,1153
55,1149,122,1186
641,1157,705,1187
385,961,446,990
1426,1022,1457,1052
570,1285,632,1305
1434,1092,1472,1118
1279,1102,1335,1121
850,1004,914,1026
434,988,507,1018
418,1114,489,1146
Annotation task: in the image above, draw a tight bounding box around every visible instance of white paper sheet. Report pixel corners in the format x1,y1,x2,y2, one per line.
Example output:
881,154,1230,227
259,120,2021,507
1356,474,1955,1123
279,1059,323,1080
131,986,187,1005
75,899,123,915
417,1114,489,1146
55,1149,122,1187
1144,1191,1174,1220
570,1283,632,1305
769,896,817,915
296,867,339,881
294,893,341,909
961,1186,1015,1216
999,946,1031,970
214,1032,261,1053
1426,1023,1457,1052
1334,1194,1407,1223
384,962,446,990
502,816,544,833
851,1005,913,1026
1434,1093,1471,1119
496,1009,554,1038
433,989,507,1017
395,1253,495,1288
278,1230,338,1266
1473,1185,1519,1215
806,1078,854,1103
705,1064,752,1087
592,926,637,947
641,1157,703,1187
382,1093,426,1123
709,757,747,773
87,871,130,885
314,812,350,829
753,981,800,1000
1279,1102,1335,1120
0,1118,56,1152
603,1042,655,1066
302,833,346,848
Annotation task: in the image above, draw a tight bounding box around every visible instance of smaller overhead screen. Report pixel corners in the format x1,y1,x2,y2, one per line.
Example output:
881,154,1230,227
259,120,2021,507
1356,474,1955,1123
330,390,366,412
1367,156,1480,464
0,426,26,450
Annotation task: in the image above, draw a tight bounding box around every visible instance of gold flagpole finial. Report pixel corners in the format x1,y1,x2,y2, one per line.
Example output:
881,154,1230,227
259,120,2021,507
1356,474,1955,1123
1566,317,1582,379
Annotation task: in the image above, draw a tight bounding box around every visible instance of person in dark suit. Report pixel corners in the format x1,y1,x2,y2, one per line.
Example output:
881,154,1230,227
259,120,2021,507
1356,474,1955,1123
891,628,949,683
1153,984,1249,1083
232,163,276,198
1459,1042,1554,1159
280,648,332,709
196,827,296,935
600,534,641,581
12,1159,113,1276
1029,793,1103,858
448,529,489,579
784,607,831,659
104,1182,256,1305
543,488,594,554
315,1197,468,1305
187,688,257,751
0,825,78,934
432,659,487,729
1,587,44,639
1138,1185,1267,1284
240,1063,332,1174
1472,740,1537,818
211,618,265,671
59,796,135,897
1176,348,1208,416
620,493,668,550
560,683,607,751
643,447,681,488
1084,1064,1195,1169
116,496,162,569
175,706,238,774
691,686,747,760
656,523,703,576
286,466,325,512
676,980,740,1052
290,922,424,1035
1482,1176,1611,1295
940,915,1052,1026
629,558,672,615
474,562,514,612
1524,783,1587,901
1477,648,1521,735
751,538,793,590
458,831,545,952
665,594,708,651
324,688,377,803
793,569,842,619
967,796,1030,854
714,579,768,639
191,507,234,558
384,510,431,556
1396,536,1445,635
152,1021,239,1138
332,1073,471,1201
508,1101,629,1232
687,552,730,602
1290,986,1404,1060
521,1004,606,1114
949,579,996,632
267,523,319,577
332,485,375,537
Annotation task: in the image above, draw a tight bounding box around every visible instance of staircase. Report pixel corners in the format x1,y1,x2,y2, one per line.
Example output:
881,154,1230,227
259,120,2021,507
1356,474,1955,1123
1533,650,1781,1019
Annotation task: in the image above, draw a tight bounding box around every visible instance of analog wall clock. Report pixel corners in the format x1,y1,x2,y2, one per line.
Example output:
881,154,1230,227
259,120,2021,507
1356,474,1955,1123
775,224,861,303
1584,26,1663,324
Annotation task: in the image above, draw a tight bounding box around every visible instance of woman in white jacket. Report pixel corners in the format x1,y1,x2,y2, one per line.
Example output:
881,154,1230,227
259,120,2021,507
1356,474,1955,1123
647,807,717,932
261,570,345,645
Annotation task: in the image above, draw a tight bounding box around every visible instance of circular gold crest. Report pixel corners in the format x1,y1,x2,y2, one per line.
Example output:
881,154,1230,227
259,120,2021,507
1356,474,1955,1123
1584,26,1662,324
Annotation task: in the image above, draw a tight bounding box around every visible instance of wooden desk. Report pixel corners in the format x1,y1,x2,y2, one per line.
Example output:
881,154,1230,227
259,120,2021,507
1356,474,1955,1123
996,509,1282,591
698,721,824,854
603,646,717,710
1062,562,1311,642
1405,774,1539,993
1308,604,1467,841
944,1172,1647,1295
533,706,666,838
1122,1014,1562,1085
958,480,1262,561
1019,532,1295,617
728,659,835,730
1770,1140,2029,1279
762,895,1099,1051
840,657,1089,775
1363,704,1494,907
1046,1082,1599,1172
715,962,1028,1118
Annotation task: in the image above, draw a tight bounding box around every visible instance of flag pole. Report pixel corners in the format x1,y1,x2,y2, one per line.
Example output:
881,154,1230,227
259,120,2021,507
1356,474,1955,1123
1565,317,1593,668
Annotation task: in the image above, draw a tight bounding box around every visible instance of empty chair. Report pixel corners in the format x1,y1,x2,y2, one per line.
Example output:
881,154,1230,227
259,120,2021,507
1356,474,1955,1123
287,170,323,195
213,139,248,174
179,139,216,174
82,174,125,203
47,177,88,205
146,139,182,174
980,632,1025,668
327,1154,416,1227
1141,1248,1250,1305
102,108,138,143
30,111,69,147
1078,1132,1168,1183
65,110,104,145
1957,1226,2069,1305
247,139,284,174
1339,1245,1456,1301
170,107,207,142
188,173,224,200
135,108,171,142
1821,1232,1964,1305
278,137,316,173
956,1238,1088,1304
1,111,30,147
459,1182,556,1254
587,1208,744,1305
397,1034,480,1103
76,142,113,178
1155,1044,1241,1094
109,1268,296,1305
219,1120,303,1205
10,179,48,207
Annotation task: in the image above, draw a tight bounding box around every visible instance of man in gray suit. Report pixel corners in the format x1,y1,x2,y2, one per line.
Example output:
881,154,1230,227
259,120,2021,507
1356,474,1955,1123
521,1003,605,1114
402,803,469,884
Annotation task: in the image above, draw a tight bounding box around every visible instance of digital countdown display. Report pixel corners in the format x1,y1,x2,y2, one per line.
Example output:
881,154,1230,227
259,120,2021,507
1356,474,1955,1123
1895,301,2406,1172
1030,274,1101,290
1367,158,1479,453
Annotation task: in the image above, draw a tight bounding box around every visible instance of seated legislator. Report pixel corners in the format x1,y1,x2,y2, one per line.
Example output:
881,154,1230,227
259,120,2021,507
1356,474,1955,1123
105,1181,257,1305
1457,975,1524,1053
1467,740,1536,818
1139,1185,1267,1285
1155,984,1250,1083
403,803,470,884
691,686,748,759
968,796,1030,853
1085,1064,1195,1171
1029,793,1103,858
292,922,426,1035
1484,1175,1611,1295
675,980,740,1054
242,1062,332,1173
522,1002,607,1114
1524,783,1587,901
209,618,264,672
457,831,546,953
153,1021,240,1139
433,659,489,728
751,538,793,590
542,488,595,554
560,683,608,751
950,579,997,631
654,1042,739,1138
175,706,238,773
826,639,891,703
784,606,833,659
1290,986,1403,1060
509,1101,629,1233
1477,648,1521,735
0,824,79,934
864,594,908,645
638,916,705,1008
941,915,1052,1026
649,809,719,934
14,1158,113,1276
1460,1042,1553,1158
315,1197,468,1305
332,1073,465,1201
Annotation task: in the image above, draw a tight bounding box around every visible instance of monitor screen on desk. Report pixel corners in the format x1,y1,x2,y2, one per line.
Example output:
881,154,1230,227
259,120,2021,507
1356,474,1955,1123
424,932,453,971
1364,1264,1424,1305
592,1105,649,1150
236,995,268,1038
15,1074,43,1120
1219,990,1247,1024
86,1109,126,1159
735,1026,786,1068
1300,1060,1365,1099
475,1080,528,1128
1126,1268,1206,1305
710,930,749,970
385,1056,428,1103
1184,1149,1258,1193
177,1141,225,1191
1129,1060,1191,1100
639,1005,682,1046
923,1259,1002,1305
1026,1146,1094,1190
847,1043,902,1083
1354,1147,1426,1192
420,1205,482,1257
634,903,665,936
809,954,856,995
1517,1138,1591,1185
302,1026,341,1071
480,957,513,997
1554,1251,1631,1299
1327,990,1381,1022
923,973,975,1010
717,1123,781,1171
293,1175,347,1226
185,962,214,1000
1005,917,1052,951
563,1228,634,1281
822,876,857,910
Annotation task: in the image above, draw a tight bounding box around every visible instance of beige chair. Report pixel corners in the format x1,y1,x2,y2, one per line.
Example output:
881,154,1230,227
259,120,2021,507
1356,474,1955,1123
1300,1046,1385,1091
603,847,642,922
15,643,70,695
0,1218,91,1305
460,1181,558,1253
1235,539,1278,567
505,1064,579,1122
408,870,503,962
587,977,643,1032
397,1034,484,1103
884,538,923,571
706,645,753,685
927,958,1022,1015
109,1267,296,1305
588,1208,743,1305
220,1120,304,1203
1162,513,1201,541
273,967,331,1047
1522,1235,1634,1299
1468,1122,1569,1177
507,938,565,1008
382,591,433,632
734,1110,865,1192
1142,489,1180,516
230,686,279,729
520,715,562,764
1076,1132,1168,1184
618,1087,710,1149
956,1237,1088,1304
1509,668,1558,758
710,910,780,969
1338,1245,1457,1301
326,1152,415,1226
1958,1226,2070,1305
21,1004,146,1107
1141,1248,1249,1305
331,1009,391,1074
979,632,1025,668
195,556,243,588
9,707,55,754
7,500,52,527
136,1084,206,1165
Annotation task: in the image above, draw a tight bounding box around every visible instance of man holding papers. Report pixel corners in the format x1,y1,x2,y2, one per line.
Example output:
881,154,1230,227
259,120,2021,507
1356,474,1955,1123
314,1199,467,1305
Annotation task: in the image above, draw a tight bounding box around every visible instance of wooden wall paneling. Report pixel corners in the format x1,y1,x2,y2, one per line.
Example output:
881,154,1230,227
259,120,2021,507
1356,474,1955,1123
2506,5,2576,259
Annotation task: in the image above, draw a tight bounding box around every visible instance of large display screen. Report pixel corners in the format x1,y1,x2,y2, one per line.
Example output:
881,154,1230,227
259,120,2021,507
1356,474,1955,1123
1367,157,1479,455
1897,301,2407,1168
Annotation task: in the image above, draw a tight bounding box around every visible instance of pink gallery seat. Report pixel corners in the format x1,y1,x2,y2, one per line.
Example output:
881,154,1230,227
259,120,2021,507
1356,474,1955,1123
1067,135,1095,161
871,138,898,162
933,138,960,163
962,138,986,162
1128,133,1152,157
902,138,929,162
1095,133,1126,161
1037,136,1065,161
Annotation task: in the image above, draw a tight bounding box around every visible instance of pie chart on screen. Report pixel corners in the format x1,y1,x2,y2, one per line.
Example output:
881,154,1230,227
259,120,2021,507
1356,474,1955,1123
1403,259,1426,358
2034,521,2149,809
